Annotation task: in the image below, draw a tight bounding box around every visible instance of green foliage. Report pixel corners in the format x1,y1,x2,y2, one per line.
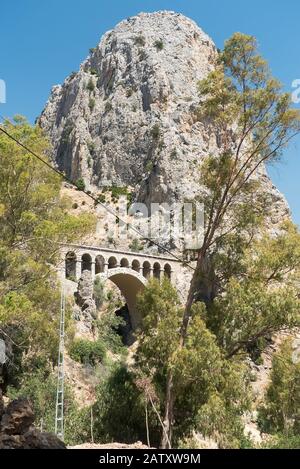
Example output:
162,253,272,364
258,338,300,435
7,368,90,445
96,193,106,204
69,339,106,365
86,78,95,92
61,121,73,144
206,223,300,360
89,97,95,111
104,101,112,112
145,161,154,172
92,364,160,445
90,68,98,76
87,140,96,155
154,40,164,51
129,238,143,252
134,35,146,47
94,312,126,353
150,124,161,140
262,433,300,449
93,276,105,309
75,177,86,191
193,33,300,287
102,185,132,205
135,280,250,447
0,117,95,387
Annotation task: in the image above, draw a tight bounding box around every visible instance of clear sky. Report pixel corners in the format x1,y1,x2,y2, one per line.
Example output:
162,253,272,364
1,0,299,224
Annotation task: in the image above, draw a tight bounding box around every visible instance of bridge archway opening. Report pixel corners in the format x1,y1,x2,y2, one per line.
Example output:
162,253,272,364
153,262,161,279
120,258,129,268
143,261,151,279
108,256,118,269
81,253,92,273
95,255,105,274
164,263,171,279
132,259,140,273
65,251,76,279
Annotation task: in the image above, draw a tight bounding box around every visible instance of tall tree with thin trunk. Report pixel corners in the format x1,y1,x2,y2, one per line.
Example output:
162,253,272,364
161,32,300,448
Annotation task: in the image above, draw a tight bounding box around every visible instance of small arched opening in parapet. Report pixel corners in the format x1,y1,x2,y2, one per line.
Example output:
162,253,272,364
95,255,105,274
120,258,129,268
65,251,77,279
153,262,161,279
81,253,92,273
164,263,171,280
108,256,118,269
143,261,151,279
132,259,140,273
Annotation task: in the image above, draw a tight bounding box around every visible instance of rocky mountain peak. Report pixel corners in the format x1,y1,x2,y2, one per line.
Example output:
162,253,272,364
39,11,217,204
39,11,288,223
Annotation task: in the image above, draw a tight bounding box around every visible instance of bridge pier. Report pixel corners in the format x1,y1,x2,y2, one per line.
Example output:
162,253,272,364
76,260,81,280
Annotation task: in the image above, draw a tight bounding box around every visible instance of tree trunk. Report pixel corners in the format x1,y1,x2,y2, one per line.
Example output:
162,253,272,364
160,250,213,448
160,371,174,449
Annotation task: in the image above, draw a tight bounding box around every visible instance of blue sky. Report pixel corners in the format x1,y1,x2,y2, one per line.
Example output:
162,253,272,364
1,0,299,224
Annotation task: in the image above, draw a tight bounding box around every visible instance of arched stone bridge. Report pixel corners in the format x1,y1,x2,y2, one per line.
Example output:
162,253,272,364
61,244,183,328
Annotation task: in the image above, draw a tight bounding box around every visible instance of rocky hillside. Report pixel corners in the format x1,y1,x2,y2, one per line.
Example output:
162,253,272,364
39,11,289,225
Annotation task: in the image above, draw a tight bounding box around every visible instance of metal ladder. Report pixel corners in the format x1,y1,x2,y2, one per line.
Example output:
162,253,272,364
55,281,65,440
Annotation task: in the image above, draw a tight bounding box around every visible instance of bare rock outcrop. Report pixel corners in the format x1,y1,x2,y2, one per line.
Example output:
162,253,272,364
74,270,97,334
0,394,66,449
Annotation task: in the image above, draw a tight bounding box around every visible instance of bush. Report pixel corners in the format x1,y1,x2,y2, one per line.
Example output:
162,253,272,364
134,35,146,47
150,124,160,139
95,311,126,353
258,338,300,435
90,68,98,76
86,78,95,92
87,140,96,155
129,238,143,252
89,97,95,111
96,193,106,204
104,101,112,112
93,277,105,309
154,39,164,51
92,364,160,445
145,161,154,172
262,433,300,449
7,369,90,445
69,339,106,365
75,177,85,191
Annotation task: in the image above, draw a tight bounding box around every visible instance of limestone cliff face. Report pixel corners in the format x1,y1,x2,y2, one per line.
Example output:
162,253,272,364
39,10,289,221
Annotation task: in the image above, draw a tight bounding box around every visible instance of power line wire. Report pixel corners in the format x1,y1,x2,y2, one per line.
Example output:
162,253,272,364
0,117,195,270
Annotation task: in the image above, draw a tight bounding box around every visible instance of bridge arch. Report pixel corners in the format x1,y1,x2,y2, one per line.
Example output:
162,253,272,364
132,259,141,273
153,262,161,279
82,253,92,272
95,255,105,274
108,256,118,269
97,267,147,330
164,263,171,279
143,261,151,279
65,251,76,279
120,258,129,268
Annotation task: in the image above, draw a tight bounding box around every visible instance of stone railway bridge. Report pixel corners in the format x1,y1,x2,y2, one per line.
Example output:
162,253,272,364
61,244,183,328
